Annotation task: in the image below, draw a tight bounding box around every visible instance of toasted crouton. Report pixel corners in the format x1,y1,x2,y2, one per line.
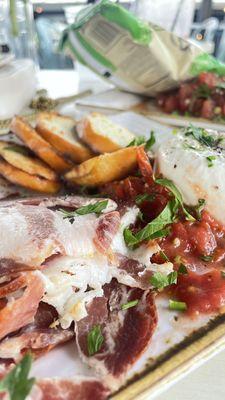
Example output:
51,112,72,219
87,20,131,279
0,159,61,193
0,141,57,181
36,112,94,163
10,116,72,172
76,112,135,153
64,146,138,187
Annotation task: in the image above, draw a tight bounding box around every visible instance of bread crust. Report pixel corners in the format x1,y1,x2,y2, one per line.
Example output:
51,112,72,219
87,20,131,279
65,146,138,187
0,160,61,193
36,112,94,163
0,141,57,181
76,112,135,153
10,116,72,172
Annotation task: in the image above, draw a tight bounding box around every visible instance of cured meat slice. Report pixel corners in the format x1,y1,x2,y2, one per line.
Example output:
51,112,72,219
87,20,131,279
0,303,74,361
29,378,110,400
0,196,117,213
93,211,120,254
0,259,38,277
0,272,44,341
75,280,157,388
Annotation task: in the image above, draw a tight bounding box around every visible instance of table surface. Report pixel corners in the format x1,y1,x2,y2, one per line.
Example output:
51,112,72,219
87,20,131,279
38,66,225,400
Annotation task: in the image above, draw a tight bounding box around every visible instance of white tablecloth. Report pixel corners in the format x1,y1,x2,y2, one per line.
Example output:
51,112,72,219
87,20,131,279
38,66,225,400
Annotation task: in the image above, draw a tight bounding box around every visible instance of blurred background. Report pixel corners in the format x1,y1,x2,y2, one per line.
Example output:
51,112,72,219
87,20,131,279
1,0,225,69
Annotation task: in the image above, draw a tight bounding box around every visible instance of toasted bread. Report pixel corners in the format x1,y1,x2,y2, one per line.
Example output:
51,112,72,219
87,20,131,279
0,159,61,193
65,146,138,187
10,116,72,172
76,112,135,153
0,141,57,181
36,112,94,163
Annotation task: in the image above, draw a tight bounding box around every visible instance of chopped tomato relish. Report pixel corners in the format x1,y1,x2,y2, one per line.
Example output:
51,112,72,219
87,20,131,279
102,149,225,316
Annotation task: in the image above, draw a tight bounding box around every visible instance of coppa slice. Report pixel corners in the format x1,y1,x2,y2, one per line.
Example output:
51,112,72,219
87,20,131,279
10,116,72,172
0,141,57,181
36,112,94,163
75,280,157,389
32,377,110,400
0,159,61,194
65,147,138,187
156,127,225,223
76,112,135,153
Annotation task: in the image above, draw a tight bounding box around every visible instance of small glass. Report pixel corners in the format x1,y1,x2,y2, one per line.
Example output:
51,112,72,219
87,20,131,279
0,0,38,65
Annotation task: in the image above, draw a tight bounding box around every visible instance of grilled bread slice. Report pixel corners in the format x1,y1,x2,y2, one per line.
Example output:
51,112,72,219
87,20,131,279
36,112,94,163
0,141,57,181
64,146,138,187
76,112,135,153
0,159,61,193
10,116,72,172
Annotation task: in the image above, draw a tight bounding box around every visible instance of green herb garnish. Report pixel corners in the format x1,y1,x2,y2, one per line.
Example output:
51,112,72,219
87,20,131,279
127,131,155,151
200,255,213,262
60,200,108,219
195,198,206,220
221,271,225,278
150,271,177,290
87,325,104,356
193,84,212,99
169,299,187,311
121,299,139,310
178,264,188,275
0,354,35,400
159,250,169,262
184,125,223,150
135,193,155,205
145,131,156,151
155,177,195,221
206,155,216,167
124,200,174,247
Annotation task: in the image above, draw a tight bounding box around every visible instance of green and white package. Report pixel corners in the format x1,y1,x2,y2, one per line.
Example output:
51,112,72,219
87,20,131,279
60,0,225,96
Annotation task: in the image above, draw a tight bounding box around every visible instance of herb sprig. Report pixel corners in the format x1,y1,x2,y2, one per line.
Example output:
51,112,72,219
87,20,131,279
60,200,108,220
0,354,35,400
87,325,104,356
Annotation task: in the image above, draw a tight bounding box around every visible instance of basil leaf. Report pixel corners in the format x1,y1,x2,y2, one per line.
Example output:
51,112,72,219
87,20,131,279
135,193,155,205
200,255,213,262
193,84,212,99
145,131,156,151
221,271,225,279
159,250,169,262
60,200,108,219
121,299,139,310
178,264,188,275
206,155,216,168
127,131,155,150
155,177,195,221
124,201,174,247
127,136,146,147
150,271,177,289
169,299,187,311
87,325,104,356
0,354,35,400
150,227,171,239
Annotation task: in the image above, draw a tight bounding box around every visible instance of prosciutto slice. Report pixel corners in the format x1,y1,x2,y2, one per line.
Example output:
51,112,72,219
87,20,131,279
0,303,74,361
0,272,44,341
29,378,110,400
75,280,157,388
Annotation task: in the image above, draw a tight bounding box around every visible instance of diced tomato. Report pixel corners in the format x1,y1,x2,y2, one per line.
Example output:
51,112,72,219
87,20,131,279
172,269,225,315
198,72,217,88
178,83,193,112
200,99,215,119
185,221,217,256
163,95,179,113
101,177,144,201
